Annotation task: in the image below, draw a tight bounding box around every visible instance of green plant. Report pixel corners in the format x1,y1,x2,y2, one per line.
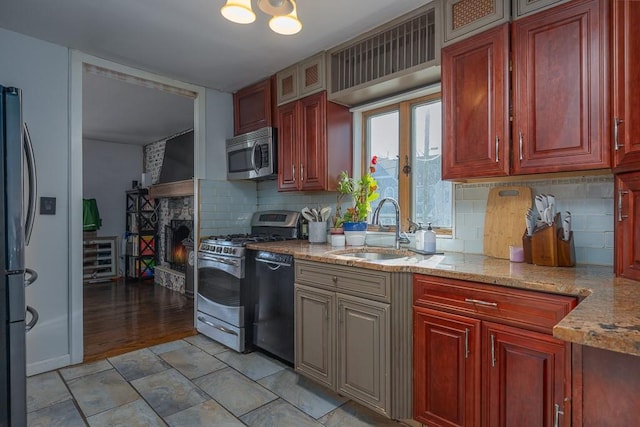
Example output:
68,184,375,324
334,156,380,225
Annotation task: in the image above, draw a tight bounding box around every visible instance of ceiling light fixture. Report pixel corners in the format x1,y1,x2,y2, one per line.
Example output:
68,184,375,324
221,0,302,35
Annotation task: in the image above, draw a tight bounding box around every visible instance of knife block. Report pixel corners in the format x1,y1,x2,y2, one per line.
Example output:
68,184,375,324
530,213,560,266
522,213,575,267
557,229,576,267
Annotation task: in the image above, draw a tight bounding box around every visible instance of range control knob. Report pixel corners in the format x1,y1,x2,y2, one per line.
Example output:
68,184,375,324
230,248,236,255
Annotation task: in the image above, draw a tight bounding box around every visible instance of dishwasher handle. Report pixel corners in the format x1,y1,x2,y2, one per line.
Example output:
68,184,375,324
255,257,292,270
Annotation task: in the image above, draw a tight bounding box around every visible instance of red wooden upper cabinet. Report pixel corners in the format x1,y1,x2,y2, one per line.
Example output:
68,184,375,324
233,78,274,136
612,0,640,173
442,23,510,180
511,0,610,175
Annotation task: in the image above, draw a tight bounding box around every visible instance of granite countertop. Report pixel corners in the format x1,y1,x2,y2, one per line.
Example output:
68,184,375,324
246,240,640,357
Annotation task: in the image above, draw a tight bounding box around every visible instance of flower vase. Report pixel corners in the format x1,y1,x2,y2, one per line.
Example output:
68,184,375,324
343,221,367,246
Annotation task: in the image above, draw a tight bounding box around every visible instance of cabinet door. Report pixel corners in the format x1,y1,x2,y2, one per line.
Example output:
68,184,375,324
299,92,326,191
233,79,272,135
483,322,570,427
277,101,299,191
298,53,326,97
442,23,510,180
294,284,335,389
615,173,640,280
413,307,481,427
337,293,390,415
443,0,510,45
276,65,298,106
612,0,640,172
512,0,609,174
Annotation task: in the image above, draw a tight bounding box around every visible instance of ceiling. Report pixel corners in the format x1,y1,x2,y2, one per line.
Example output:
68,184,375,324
0,0,431,145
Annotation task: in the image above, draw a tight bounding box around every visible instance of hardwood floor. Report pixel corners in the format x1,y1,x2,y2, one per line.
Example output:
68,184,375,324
83,278,196,363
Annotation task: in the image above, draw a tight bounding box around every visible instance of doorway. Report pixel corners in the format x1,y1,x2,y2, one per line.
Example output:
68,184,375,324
70,53,206,364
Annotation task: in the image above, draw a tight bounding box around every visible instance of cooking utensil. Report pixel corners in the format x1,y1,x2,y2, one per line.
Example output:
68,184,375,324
320,207,331,222
484,186,533,259
311,208,321,221
301,207,316,222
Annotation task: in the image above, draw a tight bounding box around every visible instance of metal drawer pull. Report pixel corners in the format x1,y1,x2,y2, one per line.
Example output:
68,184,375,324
618,190,629,222
255,258,292,269
554,403,564,427
519,131,524,161
614,117,624,151
495,136,499,162
464,328,470,359
490,334,496,367
464,298,497,307
197,316,238,336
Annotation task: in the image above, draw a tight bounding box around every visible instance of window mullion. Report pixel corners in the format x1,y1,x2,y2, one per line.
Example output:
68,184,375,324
398,101,411,231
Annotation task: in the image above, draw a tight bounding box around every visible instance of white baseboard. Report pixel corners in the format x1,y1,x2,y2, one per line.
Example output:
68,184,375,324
27,354,72,376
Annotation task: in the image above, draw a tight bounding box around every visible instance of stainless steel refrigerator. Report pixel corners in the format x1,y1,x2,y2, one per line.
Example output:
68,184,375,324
1,85,38,427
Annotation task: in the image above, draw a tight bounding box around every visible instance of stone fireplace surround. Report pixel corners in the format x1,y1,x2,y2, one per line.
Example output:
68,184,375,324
144,135,194,295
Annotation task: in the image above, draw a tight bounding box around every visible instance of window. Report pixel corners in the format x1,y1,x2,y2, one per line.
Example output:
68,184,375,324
363,94,452,233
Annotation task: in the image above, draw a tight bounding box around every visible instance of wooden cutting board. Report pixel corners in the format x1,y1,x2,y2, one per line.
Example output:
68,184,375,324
483,186,533,259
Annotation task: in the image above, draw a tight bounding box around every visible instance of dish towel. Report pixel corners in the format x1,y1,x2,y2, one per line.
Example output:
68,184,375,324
83,198,102,231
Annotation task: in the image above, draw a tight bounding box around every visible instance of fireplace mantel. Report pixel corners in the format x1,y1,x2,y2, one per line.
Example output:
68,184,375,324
148,178,194,199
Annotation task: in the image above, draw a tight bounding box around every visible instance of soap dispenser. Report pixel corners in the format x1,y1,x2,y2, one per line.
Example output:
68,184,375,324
424,222,436,253
415,223,426,251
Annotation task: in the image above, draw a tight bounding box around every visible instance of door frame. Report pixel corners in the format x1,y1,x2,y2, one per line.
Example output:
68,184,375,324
69,51,206,364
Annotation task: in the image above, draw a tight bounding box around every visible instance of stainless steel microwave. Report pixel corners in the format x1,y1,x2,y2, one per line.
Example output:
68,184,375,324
226,127,276,180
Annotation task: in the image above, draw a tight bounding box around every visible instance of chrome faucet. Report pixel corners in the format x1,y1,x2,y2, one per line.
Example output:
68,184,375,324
372,197,411,249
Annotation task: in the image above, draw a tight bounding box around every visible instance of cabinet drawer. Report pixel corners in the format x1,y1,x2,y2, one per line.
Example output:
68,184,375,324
413,275,576,333
296,260,390,302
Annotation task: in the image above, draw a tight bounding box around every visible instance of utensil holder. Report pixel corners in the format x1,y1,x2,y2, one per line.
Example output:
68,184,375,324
308,222,327,243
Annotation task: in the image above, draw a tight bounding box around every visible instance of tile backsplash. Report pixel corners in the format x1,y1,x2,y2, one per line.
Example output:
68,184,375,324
199,179,257,237
253,175,614,266
439,175,614,266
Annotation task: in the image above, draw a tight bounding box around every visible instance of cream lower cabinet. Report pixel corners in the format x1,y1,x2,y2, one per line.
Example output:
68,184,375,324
337,293,390,412
294,259,411,419
295,285,335,389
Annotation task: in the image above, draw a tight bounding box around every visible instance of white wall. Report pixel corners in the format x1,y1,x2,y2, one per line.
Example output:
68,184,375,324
204,88,233,180
83,139,143,238
0,28,72,373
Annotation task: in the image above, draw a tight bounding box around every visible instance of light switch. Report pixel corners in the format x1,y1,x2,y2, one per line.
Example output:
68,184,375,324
40,197,56,215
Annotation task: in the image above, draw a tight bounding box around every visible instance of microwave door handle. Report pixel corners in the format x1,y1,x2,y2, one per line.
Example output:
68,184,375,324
23,123,37,246
251,142,260,174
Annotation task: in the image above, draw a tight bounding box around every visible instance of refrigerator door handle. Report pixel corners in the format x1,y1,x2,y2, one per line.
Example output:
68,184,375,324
25,305,39,332
24,268,38,287
23,122,37,246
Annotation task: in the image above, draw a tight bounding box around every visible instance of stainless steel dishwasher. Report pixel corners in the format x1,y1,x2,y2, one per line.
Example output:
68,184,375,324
252,250,295,364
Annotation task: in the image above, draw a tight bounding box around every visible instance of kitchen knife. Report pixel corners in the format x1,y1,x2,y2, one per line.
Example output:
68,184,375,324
562,211,571,241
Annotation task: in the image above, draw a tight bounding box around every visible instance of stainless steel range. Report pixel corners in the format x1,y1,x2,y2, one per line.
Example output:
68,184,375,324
196,210,300,352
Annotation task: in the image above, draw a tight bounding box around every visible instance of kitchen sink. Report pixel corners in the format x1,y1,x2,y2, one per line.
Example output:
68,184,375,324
341,251,408,260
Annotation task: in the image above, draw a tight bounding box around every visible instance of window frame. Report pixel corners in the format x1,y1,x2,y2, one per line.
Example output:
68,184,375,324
361,92,451,235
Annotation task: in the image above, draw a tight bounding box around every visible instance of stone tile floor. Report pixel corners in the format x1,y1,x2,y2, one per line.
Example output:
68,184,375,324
27,334,410,426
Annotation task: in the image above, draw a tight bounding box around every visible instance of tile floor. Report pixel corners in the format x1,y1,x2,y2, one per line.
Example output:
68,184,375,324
27,334,410,426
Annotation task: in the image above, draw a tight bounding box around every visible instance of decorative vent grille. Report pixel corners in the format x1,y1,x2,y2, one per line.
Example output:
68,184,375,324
452,0,496,30
330,8,436,94
304,65,319,87
282,75,294,96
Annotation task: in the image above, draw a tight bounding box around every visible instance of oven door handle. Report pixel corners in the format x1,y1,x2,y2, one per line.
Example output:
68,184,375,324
197,316,238,336
199,254,238,266
255,257,292,270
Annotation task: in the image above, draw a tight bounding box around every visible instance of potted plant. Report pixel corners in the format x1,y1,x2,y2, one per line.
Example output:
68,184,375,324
335,157,380,244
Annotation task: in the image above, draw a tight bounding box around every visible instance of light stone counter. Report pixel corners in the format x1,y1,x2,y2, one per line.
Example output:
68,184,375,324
246,241,640,357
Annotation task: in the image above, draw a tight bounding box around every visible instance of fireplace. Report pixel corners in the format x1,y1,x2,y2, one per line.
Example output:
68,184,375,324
164,219,193,272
